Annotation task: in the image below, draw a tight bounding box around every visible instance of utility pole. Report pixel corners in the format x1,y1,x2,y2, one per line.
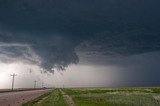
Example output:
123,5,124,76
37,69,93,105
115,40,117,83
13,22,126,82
34,80,37,89
42,82,44,88
10,73,17,91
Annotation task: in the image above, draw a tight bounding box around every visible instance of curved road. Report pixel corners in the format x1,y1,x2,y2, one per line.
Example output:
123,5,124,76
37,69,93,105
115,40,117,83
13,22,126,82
0,89,52,106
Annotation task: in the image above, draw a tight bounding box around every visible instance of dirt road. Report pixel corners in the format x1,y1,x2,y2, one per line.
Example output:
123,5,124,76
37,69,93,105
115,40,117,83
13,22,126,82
60,89,76,106
0,89,52,106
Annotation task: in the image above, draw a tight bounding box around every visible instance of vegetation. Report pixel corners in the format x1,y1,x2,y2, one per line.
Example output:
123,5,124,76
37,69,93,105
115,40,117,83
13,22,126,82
22,89,68,106
38,89,68,106
63,88,160,106
22,88,160,106
63,87,154,95
22,91,52,106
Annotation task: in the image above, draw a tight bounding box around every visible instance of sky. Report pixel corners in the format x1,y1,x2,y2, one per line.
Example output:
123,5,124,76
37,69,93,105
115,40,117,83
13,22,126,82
0,0,160,88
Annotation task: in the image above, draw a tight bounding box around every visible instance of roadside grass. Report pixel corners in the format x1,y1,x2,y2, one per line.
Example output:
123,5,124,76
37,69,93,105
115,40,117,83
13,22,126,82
63,88,160,106
22,89,68,106
22,90,52,106
38,89,68,106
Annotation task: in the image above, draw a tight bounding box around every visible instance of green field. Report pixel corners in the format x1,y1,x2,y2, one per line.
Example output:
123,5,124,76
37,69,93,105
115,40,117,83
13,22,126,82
63,88,160,106
22,88,160,106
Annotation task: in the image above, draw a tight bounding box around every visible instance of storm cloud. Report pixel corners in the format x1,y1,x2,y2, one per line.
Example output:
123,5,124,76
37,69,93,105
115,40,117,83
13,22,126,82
0,0,160,72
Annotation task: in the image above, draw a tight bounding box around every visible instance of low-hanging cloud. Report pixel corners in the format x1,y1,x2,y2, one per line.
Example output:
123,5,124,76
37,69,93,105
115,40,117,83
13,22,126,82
0,42,40,64
0,30,79,72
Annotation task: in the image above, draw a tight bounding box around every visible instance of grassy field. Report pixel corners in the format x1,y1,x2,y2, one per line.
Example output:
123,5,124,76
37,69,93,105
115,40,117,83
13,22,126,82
22,87,160,106
22,89,68,106
63,87,160,106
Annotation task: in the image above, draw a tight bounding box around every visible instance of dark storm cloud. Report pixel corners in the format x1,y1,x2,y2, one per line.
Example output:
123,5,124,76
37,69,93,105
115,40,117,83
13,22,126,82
0,0,160,72
0,31,79,71
77,30,160,57
0,43,40,64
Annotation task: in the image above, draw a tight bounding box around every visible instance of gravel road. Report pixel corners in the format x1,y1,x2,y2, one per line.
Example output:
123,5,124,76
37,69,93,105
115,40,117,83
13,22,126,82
0,89,52,106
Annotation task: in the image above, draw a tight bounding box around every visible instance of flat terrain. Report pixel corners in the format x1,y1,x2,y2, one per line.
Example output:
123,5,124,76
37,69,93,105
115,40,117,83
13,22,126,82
0,88,43,93
23,89,68,106
0,89,52,106
20,87,160,106
63,87,160,106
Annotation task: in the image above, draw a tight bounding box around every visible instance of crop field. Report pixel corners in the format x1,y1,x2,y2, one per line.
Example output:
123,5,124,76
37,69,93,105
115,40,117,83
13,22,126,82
22,87,160,106
63,87,160,106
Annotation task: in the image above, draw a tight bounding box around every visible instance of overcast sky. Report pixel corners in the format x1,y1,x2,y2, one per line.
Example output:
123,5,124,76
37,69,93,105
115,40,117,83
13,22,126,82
0,0,160,88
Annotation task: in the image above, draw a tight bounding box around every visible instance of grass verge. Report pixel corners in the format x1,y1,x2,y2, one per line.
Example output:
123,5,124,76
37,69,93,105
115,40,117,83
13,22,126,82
22,90,52,106
22,89,68,106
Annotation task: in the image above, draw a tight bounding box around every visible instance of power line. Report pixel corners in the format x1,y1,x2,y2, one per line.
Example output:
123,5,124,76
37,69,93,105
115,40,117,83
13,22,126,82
10,73,17,91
